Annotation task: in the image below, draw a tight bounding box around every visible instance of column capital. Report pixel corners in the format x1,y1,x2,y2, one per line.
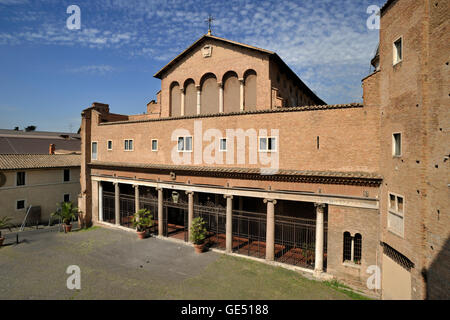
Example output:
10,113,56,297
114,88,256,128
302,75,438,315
185,190,194,195
113,182,119,186
195,85,201,91
224,194,233,200
180,87,185,93
132,184,140,189
264,198,277,205
238,78,245,83
217,81,223,88
156,187,163,191
314,203,326,209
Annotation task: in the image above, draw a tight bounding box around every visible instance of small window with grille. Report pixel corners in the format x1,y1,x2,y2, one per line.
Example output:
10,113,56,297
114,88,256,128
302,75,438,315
343,232,352,262
343,232,362,265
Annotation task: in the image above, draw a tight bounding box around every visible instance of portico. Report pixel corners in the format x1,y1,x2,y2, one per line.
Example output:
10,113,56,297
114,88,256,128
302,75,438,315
92,174,377,274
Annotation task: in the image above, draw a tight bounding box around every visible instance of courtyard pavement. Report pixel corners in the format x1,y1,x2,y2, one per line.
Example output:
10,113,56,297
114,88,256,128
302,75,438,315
0,226,355,300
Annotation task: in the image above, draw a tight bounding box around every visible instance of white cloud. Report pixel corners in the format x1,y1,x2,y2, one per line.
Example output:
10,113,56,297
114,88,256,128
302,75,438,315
0,0,384,103
66,65,115,75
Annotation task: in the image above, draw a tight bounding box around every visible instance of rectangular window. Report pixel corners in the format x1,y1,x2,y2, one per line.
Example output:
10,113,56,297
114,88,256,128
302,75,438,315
259,137,277,152
64,194,70,203
220,138,227,152
16,200,25,210
151,139,158,151
16,171,26,186
393,133,402,156
393,38,403,65
388,193,405,237
63,169,70,182
124,139,134,151
91,142,98,160
177,136,193,152
107,140,113,150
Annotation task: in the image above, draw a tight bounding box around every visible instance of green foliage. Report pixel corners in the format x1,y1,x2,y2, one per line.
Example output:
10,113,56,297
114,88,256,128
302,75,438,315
0,216,13,238
132,209,153,232
324,279,372,300
52,202,79,225
190,217,208,245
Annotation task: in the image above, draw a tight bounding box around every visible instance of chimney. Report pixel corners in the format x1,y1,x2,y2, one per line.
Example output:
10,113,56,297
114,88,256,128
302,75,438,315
49,144,55,155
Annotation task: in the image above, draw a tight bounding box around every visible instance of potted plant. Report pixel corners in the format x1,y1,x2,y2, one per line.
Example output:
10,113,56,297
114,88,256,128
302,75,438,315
132,209,153,239
190,217,208,253
51,202,78,233
0,216,12,246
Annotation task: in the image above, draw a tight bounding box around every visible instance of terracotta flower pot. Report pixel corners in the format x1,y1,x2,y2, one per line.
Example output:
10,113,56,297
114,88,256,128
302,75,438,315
0,237,5,247
194,243,205,254
137,230,147,239
64,224,72,233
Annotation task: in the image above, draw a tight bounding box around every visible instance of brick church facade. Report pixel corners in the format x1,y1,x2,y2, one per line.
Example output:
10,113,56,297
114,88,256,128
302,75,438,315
78,0,449,299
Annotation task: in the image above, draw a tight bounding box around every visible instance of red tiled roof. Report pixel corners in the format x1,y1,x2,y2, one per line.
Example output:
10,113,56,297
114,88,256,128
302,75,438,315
0,154,81,170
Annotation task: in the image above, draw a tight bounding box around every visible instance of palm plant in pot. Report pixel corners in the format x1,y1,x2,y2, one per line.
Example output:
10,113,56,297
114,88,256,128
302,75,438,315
132,209,153,239
51,202,78,233
0,216,13,247
190,217,208,253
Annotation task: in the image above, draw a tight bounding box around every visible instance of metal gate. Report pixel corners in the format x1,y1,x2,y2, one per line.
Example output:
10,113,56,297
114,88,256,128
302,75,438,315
140,196,159,235
232,210,267,259
194,204,227,250
274,215,327,270
163,201,188,242
119,194,135,229
103,191,115,224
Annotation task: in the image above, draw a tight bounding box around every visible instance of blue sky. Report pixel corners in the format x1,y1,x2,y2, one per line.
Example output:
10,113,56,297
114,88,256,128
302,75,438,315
0,0,384,132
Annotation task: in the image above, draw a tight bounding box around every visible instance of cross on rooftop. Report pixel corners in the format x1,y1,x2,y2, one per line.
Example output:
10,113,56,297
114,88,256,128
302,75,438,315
206,14,215,35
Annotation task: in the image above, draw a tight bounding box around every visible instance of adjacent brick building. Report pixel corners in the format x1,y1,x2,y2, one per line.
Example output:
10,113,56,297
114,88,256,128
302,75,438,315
78,0,449,299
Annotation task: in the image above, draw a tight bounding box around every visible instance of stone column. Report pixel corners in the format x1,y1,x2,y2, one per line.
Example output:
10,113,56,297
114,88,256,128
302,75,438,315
264,199,277,261
225,195,233,253
218,82,224,113
314,203,326,274
157,187,163,236
186,191,194,242
239,78,245,111
98,181,103,222
133,185,140,213
196,85,201,115
114,182,120,226
180,87,185,116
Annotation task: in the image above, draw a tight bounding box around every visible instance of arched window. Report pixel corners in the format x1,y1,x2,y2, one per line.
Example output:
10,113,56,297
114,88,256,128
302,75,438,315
343,232,352,262
223,71,240,113
200,73,219,114
354,233,362,264
170,82,181,117
184,79,196,116
244,69,257,111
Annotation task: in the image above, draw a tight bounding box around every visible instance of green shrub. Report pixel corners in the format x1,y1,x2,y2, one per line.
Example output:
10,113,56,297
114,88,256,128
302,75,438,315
132,209,153,232
190,217,208,245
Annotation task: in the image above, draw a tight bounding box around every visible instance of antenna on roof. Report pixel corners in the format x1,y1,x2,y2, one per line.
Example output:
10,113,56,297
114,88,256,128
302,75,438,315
205,14,215,35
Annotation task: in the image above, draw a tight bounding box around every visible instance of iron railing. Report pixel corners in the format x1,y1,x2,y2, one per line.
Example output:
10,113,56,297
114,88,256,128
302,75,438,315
232,210,267,259
194,204,227,250
103,191,115,224
119,194,135,229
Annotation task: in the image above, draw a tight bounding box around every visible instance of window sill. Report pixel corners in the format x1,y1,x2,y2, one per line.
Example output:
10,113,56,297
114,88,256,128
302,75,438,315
387,228,404,239
343,261,362,269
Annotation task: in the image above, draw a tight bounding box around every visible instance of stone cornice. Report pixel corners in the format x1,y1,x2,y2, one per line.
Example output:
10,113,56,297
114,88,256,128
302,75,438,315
88,161,382,187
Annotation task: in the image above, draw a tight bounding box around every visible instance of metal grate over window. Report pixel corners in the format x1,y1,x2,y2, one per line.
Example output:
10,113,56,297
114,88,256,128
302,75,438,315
381,242,414,271
343,232,352,262
354,233,362,264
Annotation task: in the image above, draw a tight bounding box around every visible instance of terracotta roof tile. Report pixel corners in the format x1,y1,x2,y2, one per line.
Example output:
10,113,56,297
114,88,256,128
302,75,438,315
0,154,81,170
90,160,382,181
101,103,363,126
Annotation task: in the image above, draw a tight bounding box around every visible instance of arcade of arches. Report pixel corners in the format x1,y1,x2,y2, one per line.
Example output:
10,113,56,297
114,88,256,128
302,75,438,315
170,70,257,117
